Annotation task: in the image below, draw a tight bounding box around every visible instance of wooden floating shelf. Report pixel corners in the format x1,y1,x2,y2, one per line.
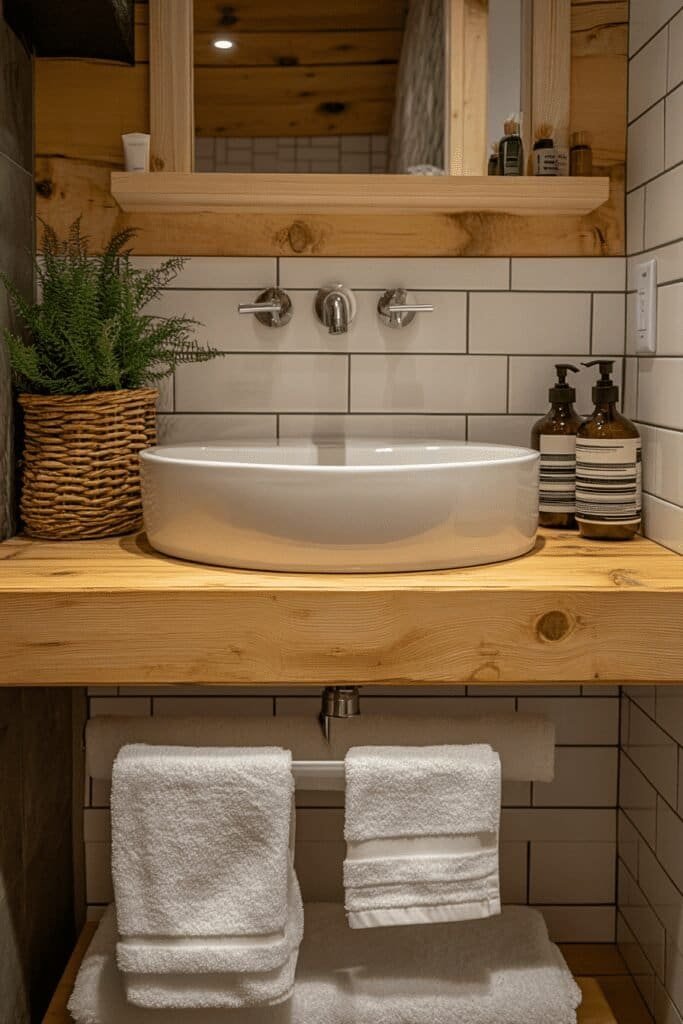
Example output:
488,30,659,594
110,172,610,217
1,529,681,688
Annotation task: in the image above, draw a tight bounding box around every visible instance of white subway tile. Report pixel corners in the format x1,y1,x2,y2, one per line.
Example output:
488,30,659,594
666,84,683,167
621,751,658,847
628,188,646,256
131,257,276,289
501,808,616,842
469,293,591,354
157,414,276,444
83,809,111,843
517,697,619,744
657,283,683,355
175,354,348,413
295,808,344,841
90,778,111,808
624,357,639,418
640,425,683,506
630,29,669,122
89,697,151,716
656,978,683,1024
630,0,681,55
643,493,683,553
638,357,683,429
666,933,683,1018
629,103,666,190
349,355,507,414
279,258,510,291
657,799,683,892
500,841,528,903
466,415,537,447
542,905,615,942
359,696,516,716
670,10,683,90
638,839,683,952
629,241,683,288
593,293,626,355
619,860,667,976
85,843,113,904
156,374,174,414
502,781,532,806
509,357,623,415
510,258,625,292
619,810,640,877
656,684,683,745
623,703,679,805
278,414,467,441
618,914,656,1011
532,747,617,807
295,842,344,902
646,164,683,249
530,841,615,903
152,697,273,717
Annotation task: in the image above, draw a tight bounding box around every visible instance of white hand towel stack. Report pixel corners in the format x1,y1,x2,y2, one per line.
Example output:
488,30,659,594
344,744,502,928
111,744,302,1010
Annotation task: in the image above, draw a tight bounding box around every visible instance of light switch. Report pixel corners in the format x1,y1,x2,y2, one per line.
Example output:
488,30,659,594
634,258,657,354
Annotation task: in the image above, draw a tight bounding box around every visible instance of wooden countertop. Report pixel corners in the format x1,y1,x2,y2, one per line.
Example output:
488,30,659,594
2,529,681,687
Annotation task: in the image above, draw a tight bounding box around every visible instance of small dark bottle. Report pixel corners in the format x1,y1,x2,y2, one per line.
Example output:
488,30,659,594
499,119,524,176
576,360,642,540
531,363,582,529
488,143,499,176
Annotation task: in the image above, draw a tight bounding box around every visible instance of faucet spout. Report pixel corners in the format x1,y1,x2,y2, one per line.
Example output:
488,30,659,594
315,284,356,336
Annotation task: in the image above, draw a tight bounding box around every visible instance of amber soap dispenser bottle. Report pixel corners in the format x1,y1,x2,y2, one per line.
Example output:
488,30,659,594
575,360,642,540
531,363,582,529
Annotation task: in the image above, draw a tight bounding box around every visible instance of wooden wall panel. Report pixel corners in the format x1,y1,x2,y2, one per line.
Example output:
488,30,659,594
33,0,626,257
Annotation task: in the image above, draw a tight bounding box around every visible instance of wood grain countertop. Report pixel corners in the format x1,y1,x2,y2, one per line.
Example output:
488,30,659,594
1,529,681,687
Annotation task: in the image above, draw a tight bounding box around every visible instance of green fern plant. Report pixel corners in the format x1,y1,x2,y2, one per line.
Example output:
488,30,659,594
0,219,219,395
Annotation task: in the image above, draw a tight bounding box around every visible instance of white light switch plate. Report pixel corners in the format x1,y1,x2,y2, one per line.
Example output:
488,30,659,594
634,258,657,353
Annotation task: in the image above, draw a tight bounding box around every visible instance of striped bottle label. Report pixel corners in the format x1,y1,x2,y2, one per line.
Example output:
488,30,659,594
575,437,642,524
539,435,577,514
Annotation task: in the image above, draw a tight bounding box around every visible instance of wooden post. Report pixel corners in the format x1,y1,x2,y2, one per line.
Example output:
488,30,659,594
447,0,489,176
530,0,571,151
149,0,194,172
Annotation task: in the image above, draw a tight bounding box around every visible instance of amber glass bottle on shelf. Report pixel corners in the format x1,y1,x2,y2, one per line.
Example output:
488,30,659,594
531,364,582,529
575,360,642,540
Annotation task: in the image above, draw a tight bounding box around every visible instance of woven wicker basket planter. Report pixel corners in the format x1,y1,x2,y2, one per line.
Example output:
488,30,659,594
18,388,158,540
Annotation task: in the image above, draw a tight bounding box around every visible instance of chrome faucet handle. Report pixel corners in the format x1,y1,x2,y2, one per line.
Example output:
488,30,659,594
314,284,357,336
238,288,293,328
378,288,434,329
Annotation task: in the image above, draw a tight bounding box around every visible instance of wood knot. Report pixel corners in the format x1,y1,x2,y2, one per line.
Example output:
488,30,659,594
287,220,313,253
35,179,53,198
609,569,643,588
536,610,572,643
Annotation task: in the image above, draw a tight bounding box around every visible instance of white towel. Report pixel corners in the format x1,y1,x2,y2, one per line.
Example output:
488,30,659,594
344,744,502,928
68,903,582,1024
111,744,301,1008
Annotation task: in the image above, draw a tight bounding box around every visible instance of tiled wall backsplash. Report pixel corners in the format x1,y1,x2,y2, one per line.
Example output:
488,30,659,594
142,255,626,450
195,135,388,174
627,0,683,555
83,687,620,943
618,686,683,1023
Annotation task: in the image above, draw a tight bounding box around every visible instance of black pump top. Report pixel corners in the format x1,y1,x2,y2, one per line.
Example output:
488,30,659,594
550,363,579,403
583,359,619,404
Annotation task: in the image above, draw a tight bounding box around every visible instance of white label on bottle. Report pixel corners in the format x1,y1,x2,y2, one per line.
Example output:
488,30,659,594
539,435,577,513
575,437,642,524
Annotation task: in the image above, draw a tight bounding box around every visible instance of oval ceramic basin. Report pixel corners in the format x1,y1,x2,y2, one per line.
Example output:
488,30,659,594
140,441,539,572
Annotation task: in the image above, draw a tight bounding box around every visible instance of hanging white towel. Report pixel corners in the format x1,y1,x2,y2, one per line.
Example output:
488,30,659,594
111,744,301,1008
344,744,502,928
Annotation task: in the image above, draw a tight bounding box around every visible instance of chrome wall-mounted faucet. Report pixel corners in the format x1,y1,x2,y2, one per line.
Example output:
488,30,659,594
377,288,434,329
320,686,361,741
238,288,293,327
315,284,356,335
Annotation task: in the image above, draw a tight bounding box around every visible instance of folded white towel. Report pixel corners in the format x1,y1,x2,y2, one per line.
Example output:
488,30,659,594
344,744,502,928
111,744,301,1008
68,903,582,1024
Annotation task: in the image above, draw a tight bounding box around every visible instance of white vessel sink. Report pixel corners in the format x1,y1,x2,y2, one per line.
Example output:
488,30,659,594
140,441,539,572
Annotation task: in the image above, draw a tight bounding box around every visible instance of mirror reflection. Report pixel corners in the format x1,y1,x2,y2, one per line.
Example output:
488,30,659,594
193,0,447,175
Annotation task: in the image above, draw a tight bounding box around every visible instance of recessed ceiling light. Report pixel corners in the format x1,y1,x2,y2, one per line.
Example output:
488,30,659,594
213,38,234,50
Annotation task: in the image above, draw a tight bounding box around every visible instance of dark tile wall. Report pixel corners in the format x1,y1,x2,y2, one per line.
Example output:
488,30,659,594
0,9,81,1024
0,0,33,541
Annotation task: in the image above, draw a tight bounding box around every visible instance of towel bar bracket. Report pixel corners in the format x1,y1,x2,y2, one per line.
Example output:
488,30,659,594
320,686,361,741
